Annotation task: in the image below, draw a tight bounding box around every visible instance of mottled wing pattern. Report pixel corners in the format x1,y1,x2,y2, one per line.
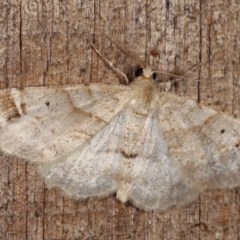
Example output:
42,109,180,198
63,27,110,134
38,88,155,199
39,109,130,198
0,84,131,164
125,93,240,210
158,93,240,188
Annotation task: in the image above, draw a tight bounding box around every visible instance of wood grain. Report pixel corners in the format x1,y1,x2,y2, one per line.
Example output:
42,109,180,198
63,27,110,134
1,0,240,239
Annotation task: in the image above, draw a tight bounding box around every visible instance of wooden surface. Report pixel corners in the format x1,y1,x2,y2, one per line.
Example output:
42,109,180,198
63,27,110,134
1,0,240,239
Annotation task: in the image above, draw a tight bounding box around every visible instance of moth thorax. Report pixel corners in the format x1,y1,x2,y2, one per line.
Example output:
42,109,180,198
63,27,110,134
143,68,153,78
131,82,154,108
142,68,153,79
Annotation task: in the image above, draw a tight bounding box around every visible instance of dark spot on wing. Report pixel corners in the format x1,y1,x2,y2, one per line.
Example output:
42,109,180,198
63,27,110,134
6,110,21,121
45,101,50,106
121,150,138,159
21,103,27,114
73,107,107,124
235,139,240,148
35,116,42,121
87,87,92,95
220,129,225,134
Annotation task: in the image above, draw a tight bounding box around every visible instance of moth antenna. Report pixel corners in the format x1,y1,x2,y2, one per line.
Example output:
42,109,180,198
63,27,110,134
155,61,205,85
99,30,145,67
186,61,204,73
154,71,187,80
90,43,129,85
155,68,187,93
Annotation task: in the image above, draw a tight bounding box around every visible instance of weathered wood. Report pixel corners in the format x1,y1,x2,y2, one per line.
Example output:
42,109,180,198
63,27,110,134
1,0,240,239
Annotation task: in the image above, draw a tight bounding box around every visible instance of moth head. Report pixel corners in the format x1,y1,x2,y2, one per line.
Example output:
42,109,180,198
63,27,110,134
135,67,157,81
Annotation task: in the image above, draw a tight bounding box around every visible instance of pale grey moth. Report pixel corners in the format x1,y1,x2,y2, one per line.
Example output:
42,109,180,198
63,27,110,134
0,34,240,211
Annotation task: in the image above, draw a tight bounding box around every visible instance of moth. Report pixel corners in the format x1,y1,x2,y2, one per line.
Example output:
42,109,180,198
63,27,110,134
0,33,240,211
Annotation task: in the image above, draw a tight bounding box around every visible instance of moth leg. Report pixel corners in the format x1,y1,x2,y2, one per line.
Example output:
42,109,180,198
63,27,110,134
90,43,129,85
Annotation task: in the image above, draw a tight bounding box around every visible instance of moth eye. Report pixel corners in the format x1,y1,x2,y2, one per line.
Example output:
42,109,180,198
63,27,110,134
135,68,143,77
152,72,157,80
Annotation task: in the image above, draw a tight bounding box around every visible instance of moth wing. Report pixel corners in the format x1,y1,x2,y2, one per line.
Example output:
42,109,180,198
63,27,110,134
123,93,240,210
0,84,131,164
111,108,199,211
38,108,133,198
157,93,240,190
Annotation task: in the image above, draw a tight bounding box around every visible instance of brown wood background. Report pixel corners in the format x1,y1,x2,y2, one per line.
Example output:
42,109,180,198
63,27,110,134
1,0,240,239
